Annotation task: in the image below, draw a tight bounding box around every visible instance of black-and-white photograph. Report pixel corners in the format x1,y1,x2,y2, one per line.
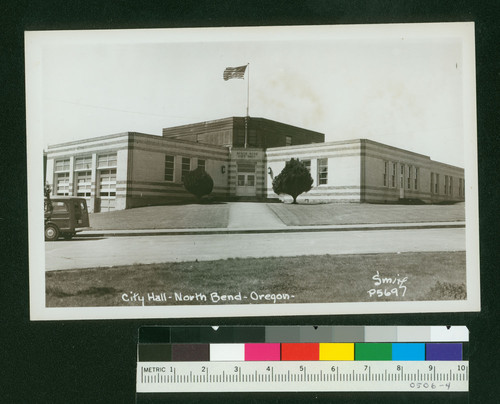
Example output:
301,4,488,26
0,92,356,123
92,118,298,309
26,23,480,320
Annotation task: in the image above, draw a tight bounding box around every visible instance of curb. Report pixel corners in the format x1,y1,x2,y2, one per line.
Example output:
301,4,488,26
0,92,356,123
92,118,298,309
76,222,465,238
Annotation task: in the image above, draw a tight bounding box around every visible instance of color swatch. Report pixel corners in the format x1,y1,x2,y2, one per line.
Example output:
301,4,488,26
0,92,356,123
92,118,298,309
138,342,463,362
139,325,468,343
138,326,467,362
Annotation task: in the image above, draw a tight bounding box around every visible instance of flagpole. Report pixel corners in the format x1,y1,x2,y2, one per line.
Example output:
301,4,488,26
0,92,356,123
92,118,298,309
244,63,249,148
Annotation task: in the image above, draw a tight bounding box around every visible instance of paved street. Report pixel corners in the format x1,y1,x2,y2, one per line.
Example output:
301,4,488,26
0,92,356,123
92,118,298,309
45,227,465,271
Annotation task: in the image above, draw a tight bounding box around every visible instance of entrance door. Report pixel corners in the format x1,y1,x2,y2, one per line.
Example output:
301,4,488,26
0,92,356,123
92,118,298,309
236,173,256,197
235,161,257,197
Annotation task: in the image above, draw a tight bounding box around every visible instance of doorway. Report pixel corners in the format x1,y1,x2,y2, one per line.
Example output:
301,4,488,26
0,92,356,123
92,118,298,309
235,162,256,197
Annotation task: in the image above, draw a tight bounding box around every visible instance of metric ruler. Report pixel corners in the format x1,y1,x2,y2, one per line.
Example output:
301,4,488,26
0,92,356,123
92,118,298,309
137,361,468,392
136,325,469,394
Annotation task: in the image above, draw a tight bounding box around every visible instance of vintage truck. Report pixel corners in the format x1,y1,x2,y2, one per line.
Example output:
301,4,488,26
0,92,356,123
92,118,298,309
44,196,90,241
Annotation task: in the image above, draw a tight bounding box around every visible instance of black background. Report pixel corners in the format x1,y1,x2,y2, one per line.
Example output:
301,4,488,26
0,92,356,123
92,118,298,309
1,1,499,403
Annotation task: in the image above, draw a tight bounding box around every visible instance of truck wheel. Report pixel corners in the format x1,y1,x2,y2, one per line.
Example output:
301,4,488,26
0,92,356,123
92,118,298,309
45,224,60,241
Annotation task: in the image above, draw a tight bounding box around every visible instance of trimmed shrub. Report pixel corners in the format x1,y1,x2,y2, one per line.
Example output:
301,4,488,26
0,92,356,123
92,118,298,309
272,158,313,204
183,167,214,201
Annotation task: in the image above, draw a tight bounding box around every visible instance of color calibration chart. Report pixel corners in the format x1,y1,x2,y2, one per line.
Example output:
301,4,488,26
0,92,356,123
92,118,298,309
136,326,468,393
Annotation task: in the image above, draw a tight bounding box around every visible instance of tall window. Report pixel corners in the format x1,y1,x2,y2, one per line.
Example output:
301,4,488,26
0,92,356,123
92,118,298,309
414,167,418,190
431,173,434,193
285,136,292,146
407,166,411,189
55,159,70,195
76,171,91,197
198,159,206,171
391,163,396,187
459,178,463,197
383,161,388,186
99,169,117,212
444,175,449,195
181,157,191,181
317,158,328,185
450,177,453,195
74,156,92,198
164,155,174,181
56,172,70,195
400,164,404,188
99,169,116,197
435,174,439,194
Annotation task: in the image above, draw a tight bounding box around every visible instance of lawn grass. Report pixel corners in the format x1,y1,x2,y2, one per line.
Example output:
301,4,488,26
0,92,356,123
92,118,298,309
88,202,464,230
267,202,465,226
46,251,466,307
89,203,230,230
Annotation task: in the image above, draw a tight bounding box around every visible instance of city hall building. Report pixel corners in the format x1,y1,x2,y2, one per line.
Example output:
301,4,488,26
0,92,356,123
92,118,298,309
45,117,465,212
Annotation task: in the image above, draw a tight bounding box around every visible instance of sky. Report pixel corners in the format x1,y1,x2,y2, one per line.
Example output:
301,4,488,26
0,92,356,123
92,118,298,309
34,24,474,167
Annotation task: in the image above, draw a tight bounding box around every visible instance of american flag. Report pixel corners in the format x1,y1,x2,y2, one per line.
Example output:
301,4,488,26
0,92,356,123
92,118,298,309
223,65,247,81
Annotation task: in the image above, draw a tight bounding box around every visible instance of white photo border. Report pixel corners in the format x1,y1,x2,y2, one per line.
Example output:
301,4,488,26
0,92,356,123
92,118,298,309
26,22,480,320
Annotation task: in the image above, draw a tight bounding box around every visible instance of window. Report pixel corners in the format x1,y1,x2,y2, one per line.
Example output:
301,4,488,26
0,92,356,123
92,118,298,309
383,161,388,186
99,169,116,197
462,179,465,196
198,159,206,171
237,175,245,186
450,177,453,195
285,136,292,146
391,163,396,187
247,175,255,186
55,159,70,172
181,157,191,181
75,156,92,170
444,175,449,195
56,172,70,195
414,167,418,190
98,153,117,168
435,174,439,194
302,159,311,172
164,155,174,181
459,178,463,197
318,158,328,185
76,171,91,197
237,162,256,173
52,201,68,213
99,169,116,211
401,164,404,175
407,166,411,189
431,173,434,193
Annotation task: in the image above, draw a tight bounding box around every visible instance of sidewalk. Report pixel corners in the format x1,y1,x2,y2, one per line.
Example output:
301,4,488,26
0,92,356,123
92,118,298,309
227,202,286,228
77,221,465,238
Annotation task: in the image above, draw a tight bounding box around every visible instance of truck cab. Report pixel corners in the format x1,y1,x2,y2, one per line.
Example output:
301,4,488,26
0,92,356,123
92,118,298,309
44,197,90,241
